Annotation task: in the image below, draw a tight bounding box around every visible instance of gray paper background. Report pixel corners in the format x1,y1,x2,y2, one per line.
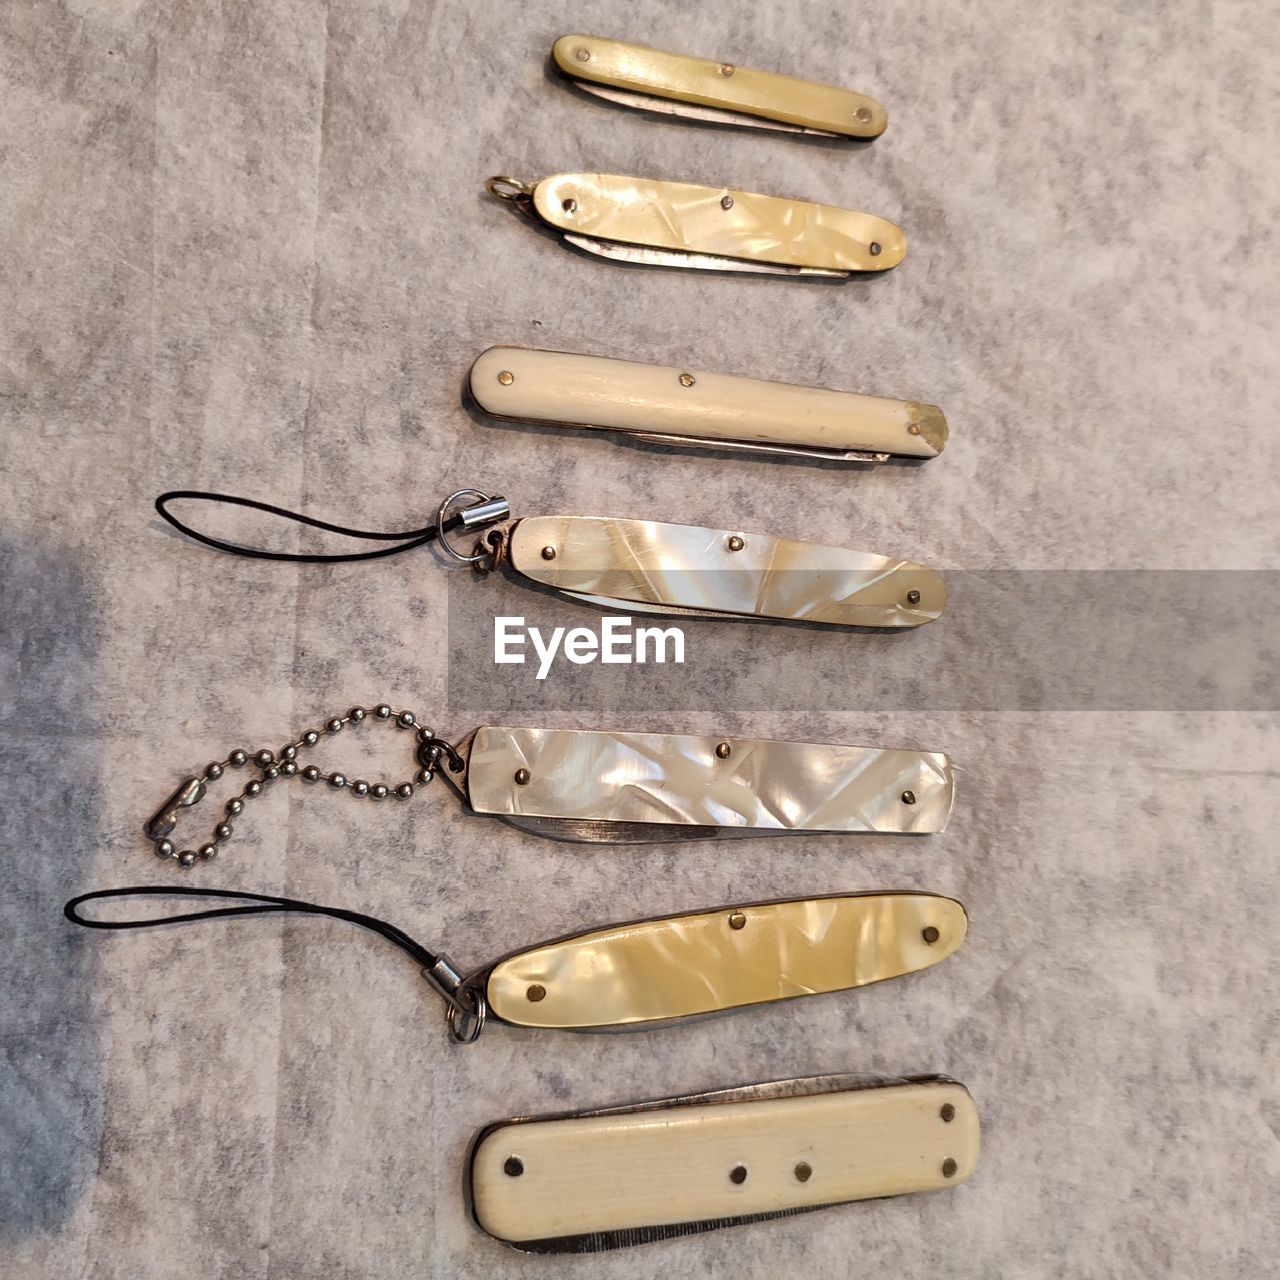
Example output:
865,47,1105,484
2,1,1277,1277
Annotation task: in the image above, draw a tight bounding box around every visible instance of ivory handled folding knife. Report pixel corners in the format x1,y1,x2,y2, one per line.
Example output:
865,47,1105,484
486,172,905,276
475,892,966,1032
552,34,888,139
441,726,954,842
469,1073,979,1251
470,346,948,463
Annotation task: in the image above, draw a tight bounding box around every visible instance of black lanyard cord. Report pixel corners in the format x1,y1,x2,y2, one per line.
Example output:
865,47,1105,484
155,490,464,563
64,887,442,972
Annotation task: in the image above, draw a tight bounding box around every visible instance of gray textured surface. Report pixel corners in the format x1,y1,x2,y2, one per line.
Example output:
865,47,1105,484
2,1,1278,1277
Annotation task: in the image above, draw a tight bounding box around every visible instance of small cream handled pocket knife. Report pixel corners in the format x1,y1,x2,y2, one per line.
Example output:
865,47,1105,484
65,888,967,1043
156,489,946,628
553,34,888,139
469,1073,979,1252
486,172,905,276
471,346,948,464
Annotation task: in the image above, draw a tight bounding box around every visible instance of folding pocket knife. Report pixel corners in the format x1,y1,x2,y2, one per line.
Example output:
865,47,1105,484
478,506,946,629
552,34,888,139
486,172,905,276
470,345,948,464
439,726,955,842
469,1073,978,1251
67,887,967,1044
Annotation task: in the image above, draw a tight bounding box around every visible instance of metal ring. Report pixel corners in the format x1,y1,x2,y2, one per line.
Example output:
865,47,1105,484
485,175,533,203
447,987,487,1044
436,489,496,564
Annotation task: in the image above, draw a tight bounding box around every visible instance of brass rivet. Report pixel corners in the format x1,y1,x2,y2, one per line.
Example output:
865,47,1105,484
679,372,696,387
901,789,916,805
940,1103,956,1123
906,589,921,605
855,106,873,123
715,741,732,759
942,1158,958,1178
575,46,590,62
497,370,514,386
794,1161,812,1182
526,983,546,1002
728,911,746,930
541,545,556,560
729,1164,747,1184
726,535,745,552
923,925,940,944
503,1156,524,1177
869,241,882,256
908,422,921,435
514,768,531,785
720,195,734,210
719,63,735,76
561,197,577,214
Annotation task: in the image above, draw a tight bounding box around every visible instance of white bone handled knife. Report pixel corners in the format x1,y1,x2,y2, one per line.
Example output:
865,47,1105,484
443,726,955,842
469,1073,979,1251
486,172,905,276
552,34,888,139
470,346,948,463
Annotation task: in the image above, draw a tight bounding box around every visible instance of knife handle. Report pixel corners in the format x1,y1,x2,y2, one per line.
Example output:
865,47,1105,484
470,346,947,459
553,34,887,139
470,1078,978,1248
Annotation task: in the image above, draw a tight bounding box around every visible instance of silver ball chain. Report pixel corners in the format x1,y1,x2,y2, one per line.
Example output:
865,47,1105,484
149,704,452,868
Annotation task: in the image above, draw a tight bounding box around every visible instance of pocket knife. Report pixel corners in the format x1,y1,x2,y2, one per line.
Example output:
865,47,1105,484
469,1073,978,1252
552,34,888,139
438,725,954,843
486,172,905,276
67,888,967,1044
470,345,948,464
155,487,946,629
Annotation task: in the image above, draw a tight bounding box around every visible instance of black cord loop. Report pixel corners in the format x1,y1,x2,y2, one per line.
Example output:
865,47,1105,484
155,490,466,563
65,886,442,971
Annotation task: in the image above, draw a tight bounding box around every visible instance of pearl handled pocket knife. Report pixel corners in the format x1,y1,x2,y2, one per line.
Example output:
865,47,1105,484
440,726,954,843
553,34,888,140
66,887,966,1044
470,346,948,464
486,172,905,276
469,1073,978,1252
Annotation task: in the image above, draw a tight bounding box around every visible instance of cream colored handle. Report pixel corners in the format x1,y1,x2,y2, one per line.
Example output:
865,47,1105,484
553,34,887,138
470,347,946,458
485,893,966,1030
471,1079,978,1246
532,173,905,274
508,514,945,628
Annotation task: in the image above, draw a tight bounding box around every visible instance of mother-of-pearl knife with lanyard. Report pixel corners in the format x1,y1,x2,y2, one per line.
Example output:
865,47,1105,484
552,34,889,140
469,1072,979,1252
470,345,948,465
485,172,905,276
64,886,967,1043
154,487,946,628
139,703,955,867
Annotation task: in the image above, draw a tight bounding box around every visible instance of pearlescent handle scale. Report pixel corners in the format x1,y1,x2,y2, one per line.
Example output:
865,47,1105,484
553,34,888,138
469,1075,979,1251
506,515,944,627
470,346,947,462
480,892,965,1031
464,727,953,834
